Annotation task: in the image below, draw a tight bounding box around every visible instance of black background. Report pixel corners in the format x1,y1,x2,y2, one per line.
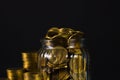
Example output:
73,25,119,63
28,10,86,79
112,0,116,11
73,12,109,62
0,0,112,80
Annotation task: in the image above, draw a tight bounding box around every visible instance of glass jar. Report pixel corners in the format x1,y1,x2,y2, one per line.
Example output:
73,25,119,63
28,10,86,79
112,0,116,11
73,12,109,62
67,38,89,80
38,28,89,80
38,39,69,80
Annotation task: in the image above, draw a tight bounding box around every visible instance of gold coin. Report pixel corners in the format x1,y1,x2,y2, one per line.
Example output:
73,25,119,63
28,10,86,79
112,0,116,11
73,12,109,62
68,31,84,40
51,69,70,80
45,27,59,39
58,70,70,80
59,28,75,39
24,72,33,80
32,72,41,80
22,52,38,72
47,46,68,65
52,35,67,47
69,54,84,73
22,52,38,62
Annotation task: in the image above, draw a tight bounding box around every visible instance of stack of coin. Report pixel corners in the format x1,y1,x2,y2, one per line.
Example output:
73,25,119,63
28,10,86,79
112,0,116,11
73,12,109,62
23,72,32,80
32,72,41,80
22,52,38,72
6,68,23,80
24,72,41,80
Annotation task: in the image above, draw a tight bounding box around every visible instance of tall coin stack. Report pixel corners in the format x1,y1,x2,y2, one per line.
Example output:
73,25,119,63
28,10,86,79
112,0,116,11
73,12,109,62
22,52,41,80
22,52,38,73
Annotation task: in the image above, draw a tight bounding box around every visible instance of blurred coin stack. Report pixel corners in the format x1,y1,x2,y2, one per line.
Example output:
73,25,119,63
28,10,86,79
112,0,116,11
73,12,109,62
7,68,23,80
22,52,41,80
6,51,41,80
22,52,38,72
23,72,41,80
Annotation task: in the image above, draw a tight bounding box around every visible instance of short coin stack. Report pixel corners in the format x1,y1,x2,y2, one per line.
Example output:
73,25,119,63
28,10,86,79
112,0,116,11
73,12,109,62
7,68,23,80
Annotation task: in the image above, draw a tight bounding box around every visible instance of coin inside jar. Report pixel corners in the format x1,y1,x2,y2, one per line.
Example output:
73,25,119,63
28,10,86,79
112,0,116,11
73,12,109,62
46,46,68,66
45,27,59,39
59,28,75,39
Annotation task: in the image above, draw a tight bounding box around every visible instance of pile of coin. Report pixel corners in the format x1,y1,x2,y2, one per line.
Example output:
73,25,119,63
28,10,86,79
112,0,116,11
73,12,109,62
23,72,41,80
45,27,84,48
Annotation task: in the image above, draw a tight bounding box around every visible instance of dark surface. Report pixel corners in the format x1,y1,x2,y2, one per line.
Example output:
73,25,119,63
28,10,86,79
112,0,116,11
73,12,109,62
0,1,112,80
